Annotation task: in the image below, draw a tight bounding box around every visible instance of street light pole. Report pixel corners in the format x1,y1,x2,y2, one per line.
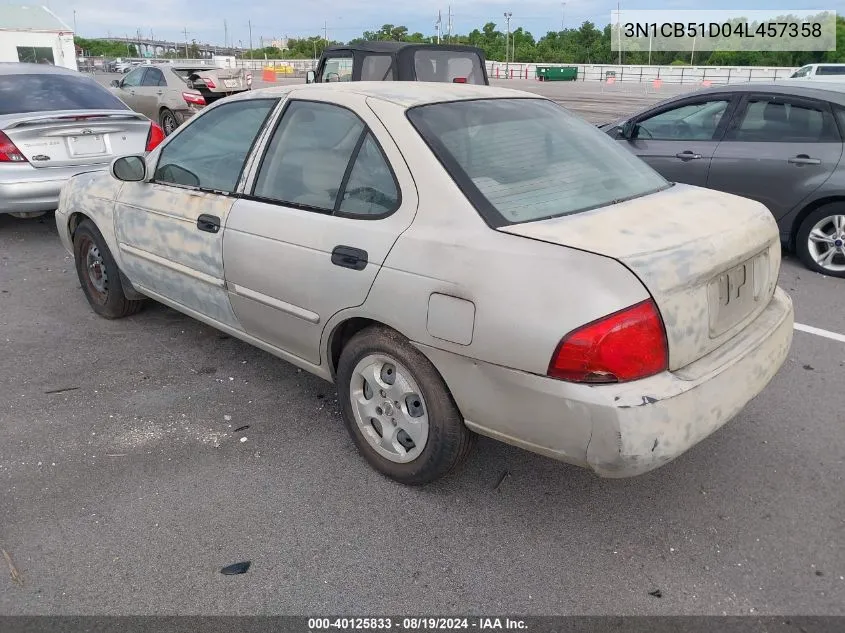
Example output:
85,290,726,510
73,10,77,34
504,12,512,77
561,2,565,32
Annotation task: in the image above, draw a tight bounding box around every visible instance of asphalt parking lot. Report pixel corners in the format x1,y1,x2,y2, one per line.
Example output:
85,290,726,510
2,80,844,616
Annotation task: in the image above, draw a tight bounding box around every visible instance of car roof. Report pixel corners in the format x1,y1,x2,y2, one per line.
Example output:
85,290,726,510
0,62,81,76
690,80,845,105
324,41,482,54
242,81,540,108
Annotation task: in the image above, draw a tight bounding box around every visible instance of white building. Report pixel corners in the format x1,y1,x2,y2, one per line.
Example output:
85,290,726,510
0,5,77,71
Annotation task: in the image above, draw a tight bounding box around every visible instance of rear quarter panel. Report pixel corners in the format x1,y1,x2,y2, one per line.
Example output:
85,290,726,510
329,98,651,376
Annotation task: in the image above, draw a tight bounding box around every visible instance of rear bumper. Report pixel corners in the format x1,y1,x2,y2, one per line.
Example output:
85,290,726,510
417,287,794,478
0,165,108,214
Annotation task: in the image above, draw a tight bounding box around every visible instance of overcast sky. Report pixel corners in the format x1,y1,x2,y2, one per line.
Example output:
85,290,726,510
52,0,828,46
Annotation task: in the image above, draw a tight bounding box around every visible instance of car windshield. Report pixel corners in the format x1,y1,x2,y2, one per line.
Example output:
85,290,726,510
0,73,129,115
408,98,670,225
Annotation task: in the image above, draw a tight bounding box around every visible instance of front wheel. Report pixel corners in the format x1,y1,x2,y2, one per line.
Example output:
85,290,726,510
795,205,845,278
336,326,475,485
73,219,145,318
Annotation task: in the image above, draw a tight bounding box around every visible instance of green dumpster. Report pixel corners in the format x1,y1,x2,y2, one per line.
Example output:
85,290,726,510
535,66,578,81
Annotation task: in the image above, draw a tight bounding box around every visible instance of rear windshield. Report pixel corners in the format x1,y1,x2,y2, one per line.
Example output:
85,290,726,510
407,98,669,225
0,73,129,115
414,50,485,84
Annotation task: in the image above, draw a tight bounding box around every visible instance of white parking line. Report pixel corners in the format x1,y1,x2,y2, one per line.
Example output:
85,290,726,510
794,323,845,344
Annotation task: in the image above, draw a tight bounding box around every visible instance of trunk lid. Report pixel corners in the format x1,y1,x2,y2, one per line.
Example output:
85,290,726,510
2,110,152,169
499,184,781,371
183,68,246,93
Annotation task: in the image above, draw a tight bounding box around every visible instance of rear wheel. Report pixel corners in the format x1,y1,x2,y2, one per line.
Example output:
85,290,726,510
796,204,845,278
73,219,145,318
336,326,475,485
159,108,178,136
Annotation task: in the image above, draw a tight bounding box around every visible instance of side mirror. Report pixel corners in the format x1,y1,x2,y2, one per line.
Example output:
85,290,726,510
110,79,121,88
621,120,638,140
111,155,146,182
305,70,316,84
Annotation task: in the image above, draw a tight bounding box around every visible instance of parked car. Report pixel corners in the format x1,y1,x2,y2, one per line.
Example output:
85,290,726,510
600,81,845,277
789,63,845,81
109,64,248,135
56,83,793,485
306,42,489,85
0,63,164,219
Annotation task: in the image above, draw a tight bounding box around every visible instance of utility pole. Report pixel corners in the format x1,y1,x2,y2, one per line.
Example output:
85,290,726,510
224,19,228,49
447,5,452,43
435,11,441,44
248,19,253,52
72,10,77,34
617,2,622,65
183,26,189,58
504,12,512,77
561,2,565,32
323,20,328,45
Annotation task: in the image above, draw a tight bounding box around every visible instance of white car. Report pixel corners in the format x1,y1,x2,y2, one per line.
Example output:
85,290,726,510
55,82,794,485
789,63,845,81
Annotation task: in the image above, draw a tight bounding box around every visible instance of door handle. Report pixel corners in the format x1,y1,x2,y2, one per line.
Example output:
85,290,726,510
331,245,368,271
156,90,164,95
789,155,821,165
197,214,221,234
675,151,702,160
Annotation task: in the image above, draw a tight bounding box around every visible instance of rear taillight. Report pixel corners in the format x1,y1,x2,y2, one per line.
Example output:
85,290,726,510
182,92,206,106
547,299,668,384
0,131,27,163
452,77,467,83
145,122,165,151
202,78,216,88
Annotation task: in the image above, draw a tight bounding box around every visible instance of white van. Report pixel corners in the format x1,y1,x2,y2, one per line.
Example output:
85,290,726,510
789,63,845,81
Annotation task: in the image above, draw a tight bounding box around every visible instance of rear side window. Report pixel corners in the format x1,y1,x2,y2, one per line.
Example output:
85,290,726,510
0,73,129,115
361,55,394,81
414,50,485,84
727,98,839,142
408,98,669,226
815,66,845,76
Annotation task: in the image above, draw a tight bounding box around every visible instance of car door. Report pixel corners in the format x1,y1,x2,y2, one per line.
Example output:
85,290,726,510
707,93,843,220
133,66,167,119
113,97,280,327
224,94,418,365
112,66,145,110
620,95,738,186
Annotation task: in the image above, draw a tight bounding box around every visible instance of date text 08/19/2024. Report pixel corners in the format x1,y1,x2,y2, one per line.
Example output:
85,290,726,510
307,618,528,631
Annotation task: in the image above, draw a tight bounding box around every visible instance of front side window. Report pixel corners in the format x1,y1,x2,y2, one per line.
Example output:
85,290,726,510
727,98,838,142
322,58,353,82
636,99,731,140
122,67,145,87
408,98,669,225
153,99,276,192
791,66,812,78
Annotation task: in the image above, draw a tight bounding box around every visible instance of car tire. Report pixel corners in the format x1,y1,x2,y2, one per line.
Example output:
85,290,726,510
73,219,145,318
159,108,178,136
795,204,845,278
336,325,475,485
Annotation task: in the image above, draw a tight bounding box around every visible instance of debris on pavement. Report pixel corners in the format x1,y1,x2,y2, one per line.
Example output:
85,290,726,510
44,386,80,395
493,470,510,491
2,549,23,587
240,437,248,443
803,364,815,371
648,589,662,598
234,425,250,433
220,561,251,575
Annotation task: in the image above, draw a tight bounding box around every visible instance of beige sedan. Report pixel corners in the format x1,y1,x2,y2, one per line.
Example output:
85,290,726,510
55,83,794,485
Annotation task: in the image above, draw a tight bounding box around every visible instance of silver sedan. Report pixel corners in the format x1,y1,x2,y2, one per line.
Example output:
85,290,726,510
0,63,164,218
56,82,794,485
